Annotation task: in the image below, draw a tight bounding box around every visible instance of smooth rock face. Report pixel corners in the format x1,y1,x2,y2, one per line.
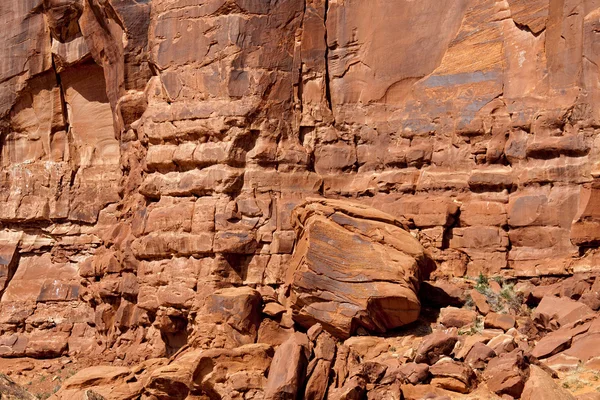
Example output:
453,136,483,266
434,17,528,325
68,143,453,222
286,198,425,338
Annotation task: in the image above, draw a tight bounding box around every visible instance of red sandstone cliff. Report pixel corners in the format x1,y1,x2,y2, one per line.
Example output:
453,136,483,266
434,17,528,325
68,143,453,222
2,1,600,399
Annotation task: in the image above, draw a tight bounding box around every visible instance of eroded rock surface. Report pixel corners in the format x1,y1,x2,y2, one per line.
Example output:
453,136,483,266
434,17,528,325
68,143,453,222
2,0,600,399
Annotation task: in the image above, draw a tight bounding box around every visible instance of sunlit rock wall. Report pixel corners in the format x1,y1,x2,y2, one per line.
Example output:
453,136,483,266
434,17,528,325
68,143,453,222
1,0,600,361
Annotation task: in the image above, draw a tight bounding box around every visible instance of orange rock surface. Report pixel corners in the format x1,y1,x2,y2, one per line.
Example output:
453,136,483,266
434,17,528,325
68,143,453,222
2,1,600,399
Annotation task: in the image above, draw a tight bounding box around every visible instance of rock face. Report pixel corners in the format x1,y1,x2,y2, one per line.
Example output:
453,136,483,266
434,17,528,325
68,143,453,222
1,0,600,361
286,198,425,338
2,0,600,399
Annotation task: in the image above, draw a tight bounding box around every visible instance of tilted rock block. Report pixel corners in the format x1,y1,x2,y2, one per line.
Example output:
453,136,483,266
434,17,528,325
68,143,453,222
415,331,459,365
430,359,476,394
521,365,576,400
533,295,594,329
531,320,591,359
287,198,426,339
144,344,273,400
61,366,132,392
484,349,529,398
438,307,477,328
0,374,36,399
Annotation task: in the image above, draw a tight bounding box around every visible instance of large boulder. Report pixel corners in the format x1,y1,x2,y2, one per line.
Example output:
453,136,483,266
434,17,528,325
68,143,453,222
286,198,427,339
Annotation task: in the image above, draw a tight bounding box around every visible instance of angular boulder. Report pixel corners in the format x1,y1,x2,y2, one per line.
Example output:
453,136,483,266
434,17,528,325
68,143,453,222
264,333,310,400
533,295,594,329
286,198,426,339
438,307,477,328
484,349,529,398
415,331,459,365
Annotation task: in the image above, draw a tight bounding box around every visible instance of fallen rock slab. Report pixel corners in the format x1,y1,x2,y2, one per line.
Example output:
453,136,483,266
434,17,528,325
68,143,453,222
533,295,594,329
484,349,529,398
532,320,591,359
61,366,132,391
396,363,430,385
439,307,477,328
429,358,476,394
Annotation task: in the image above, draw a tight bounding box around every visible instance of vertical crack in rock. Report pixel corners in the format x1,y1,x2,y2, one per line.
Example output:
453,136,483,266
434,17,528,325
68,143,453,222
51,57,71,151
296,0,308,120
323,0,333,115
